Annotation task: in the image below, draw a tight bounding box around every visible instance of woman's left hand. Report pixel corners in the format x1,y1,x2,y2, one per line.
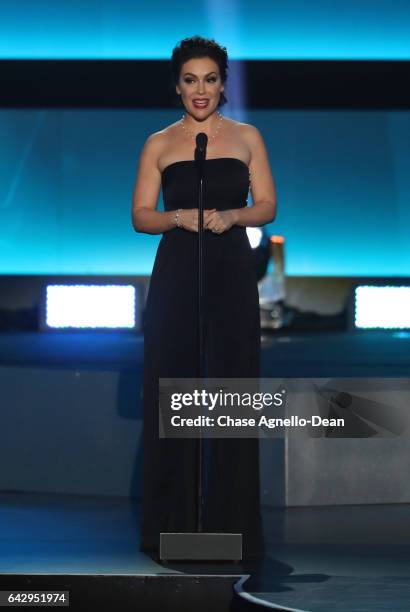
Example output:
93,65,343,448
204,209,237,234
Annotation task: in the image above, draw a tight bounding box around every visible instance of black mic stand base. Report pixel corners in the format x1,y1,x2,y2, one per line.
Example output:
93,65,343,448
159,532,242,562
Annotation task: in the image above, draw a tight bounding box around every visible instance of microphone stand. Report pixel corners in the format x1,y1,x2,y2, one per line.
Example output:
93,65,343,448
195,135,207,534
159,133,242,563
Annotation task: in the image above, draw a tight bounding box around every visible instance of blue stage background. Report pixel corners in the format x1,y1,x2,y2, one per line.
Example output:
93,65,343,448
1,0,410,276
0,0,409,59
0,108,409,276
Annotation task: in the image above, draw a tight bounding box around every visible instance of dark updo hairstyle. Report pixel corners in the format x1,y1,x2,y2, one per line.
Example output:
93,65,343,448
171,35,228,107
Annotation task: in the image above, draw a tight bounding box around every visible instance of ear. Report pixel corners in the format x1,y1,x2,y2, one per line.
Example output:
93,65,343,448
176,86,181,96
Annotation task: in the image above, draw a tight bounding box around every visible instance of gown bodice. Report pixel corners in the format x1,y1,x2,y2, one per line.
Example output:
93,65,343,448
161,157,250,212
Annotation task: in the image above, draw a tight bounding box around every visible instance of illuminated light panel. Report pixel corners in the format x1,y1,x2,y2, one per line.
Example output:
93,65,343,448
46,284,136,329
355,285,410,329
247,227,263,248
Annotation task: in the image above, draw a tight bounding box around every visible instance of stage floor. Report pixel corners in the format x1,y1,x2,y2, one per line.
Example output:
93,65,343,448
0,492,409,611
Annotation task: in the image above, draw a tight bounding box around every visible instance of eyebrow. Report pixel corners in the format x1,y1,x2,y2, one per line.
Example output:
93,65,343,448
183,71,217,77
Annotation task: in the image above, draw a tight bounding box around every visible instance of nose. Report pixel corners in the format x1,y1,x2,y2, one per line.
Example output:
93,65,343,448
196,82,206,95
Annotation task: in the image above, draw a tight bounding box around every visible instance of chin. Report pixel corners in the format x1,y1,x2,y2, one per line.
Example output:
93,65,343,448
192,105,216,115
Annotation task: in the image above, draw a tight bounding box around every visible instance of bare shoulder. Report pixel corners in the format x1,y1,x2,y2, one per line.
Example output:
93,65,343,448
140,128,170,171
236,121,264,143
225,118,265,149
142,128,167,152
141,121,182,164
236,122,269,165
148,119,181,143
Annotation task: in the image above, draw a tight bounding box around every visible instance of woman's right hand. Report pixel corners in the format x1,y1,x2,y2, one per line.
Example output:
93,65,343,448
177,208,217,232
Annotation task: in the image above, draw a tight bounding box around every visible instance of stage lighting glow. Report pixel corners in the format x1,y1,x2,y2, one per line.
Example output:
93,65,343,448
45,284,136,329
246,227,263,248
355,285,410,329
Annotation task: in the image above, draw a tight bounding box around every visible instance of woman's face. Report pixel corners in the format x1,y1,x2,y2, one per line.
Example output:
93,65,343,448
176,57,224,119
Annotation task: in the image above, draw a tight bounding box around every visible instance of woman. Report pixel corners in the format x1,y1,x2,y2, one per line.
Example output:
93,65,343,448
132,35,277,562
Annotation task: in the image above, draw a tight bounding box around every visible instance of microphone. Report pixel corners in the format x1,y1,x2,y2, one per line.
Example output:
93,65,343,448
195,132,208,163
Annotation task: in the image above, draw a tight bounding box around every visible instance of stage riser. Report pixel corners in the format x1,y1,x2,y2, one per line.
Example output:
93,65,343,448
0,574,241,612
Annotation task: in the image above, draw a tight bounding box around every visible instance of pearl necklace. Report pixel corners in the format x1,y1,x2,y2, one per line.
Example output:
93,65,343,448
180,110,224,142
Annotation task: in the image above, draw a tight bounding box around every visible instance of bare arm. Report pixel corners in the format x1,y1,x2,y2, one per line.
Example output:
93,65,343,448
131,133,176,235
233,125,277,227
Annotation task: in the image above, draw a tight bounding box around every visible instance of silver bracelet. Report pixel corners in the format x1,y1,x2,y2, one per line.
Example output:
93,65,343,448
173,208,183,227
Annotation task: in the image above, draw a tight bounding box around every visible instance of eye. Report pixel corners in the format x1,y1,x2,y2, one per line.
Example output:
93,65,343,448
184,77,218,84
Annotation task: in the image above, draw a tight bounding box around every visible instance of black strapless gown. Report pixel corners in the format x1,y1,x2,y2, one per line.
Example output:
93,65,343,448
140,157,265,560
